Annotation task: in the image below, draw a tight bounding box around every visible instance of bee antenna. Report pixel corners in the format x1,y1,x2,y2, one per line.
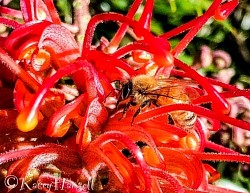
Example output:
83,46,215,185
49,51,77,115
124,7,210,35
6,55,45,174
103,79,122,104
103,89,115,103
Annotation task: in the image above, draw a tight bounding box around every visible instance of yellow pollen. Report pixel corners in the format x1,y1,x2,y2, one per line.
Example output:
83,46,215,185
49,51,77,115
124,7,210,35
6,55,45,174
16,110,38,132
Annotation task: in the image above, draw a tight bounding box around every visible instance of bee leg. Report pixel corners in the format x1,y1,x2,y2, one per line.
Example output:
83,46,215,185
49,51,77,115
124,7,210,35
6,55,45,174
151,99,159,107
115,97,122,110
167,114,175,125
119,101,136,120
131,100,152,125
131,99,158,124
118,102,130,120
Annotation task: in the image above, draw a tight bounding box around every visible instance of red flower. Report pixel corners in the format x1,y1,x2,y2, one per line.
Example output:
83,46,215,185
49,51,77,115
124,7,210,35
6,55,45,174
1,0,250,192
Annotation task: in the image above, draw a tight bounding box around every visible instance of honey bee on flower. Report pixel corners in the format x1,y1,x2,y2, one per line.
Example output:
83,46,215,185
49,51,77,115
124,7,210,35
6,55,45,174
1,0,250,192
116,74,200,131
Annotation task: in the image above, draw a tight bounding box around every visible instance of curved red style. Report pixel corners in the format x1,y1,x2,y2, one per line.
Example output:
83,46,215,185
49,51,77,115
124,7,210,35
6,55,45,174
1,0,249,193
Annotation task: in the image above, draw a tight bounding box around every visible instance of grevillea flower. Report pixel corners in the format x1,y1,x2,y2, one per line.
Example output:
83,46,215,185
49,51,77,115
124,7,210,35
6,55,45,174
1,0,250,192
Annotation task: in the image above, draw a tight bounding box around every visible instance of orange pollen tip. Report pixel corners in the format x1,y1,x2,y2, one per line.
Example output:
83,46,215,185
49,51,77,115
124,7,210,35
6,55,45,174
180,134,199,150
16,110,39,132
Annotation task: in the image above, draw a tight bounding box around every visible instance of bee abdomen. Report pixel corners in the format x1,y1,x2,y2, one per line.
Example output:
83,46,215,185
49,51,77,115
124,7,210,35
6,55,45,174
171,111,196,130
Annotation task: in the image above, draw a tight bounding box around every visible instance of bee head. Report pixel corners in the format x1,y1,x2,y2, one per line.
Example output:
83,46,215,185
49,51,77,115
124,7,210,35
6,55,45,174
114,79,133,108
121,80,133,100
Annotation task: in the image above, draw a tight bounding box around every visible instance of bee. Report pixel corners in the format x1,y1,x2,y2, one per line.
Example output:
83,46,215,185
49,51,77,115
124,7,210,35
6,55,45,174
116,75,198,130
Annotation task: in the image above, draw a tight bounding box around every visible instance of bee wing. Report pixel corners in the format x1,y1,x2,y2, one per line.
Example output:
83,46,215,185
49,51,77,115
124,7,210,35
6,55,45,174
156,78,198,87
145,78,200,101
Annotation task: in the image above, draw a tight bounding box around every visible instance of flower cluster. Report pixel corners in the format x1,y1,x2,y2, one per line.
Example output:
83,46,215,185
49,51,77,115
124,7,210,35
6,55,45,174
0,0,250,192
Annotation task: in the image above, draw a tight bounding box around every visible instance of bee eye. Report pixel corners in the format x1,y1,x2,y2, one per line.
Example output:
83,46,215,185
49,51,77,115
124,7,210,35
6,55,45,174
122,81,132,99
